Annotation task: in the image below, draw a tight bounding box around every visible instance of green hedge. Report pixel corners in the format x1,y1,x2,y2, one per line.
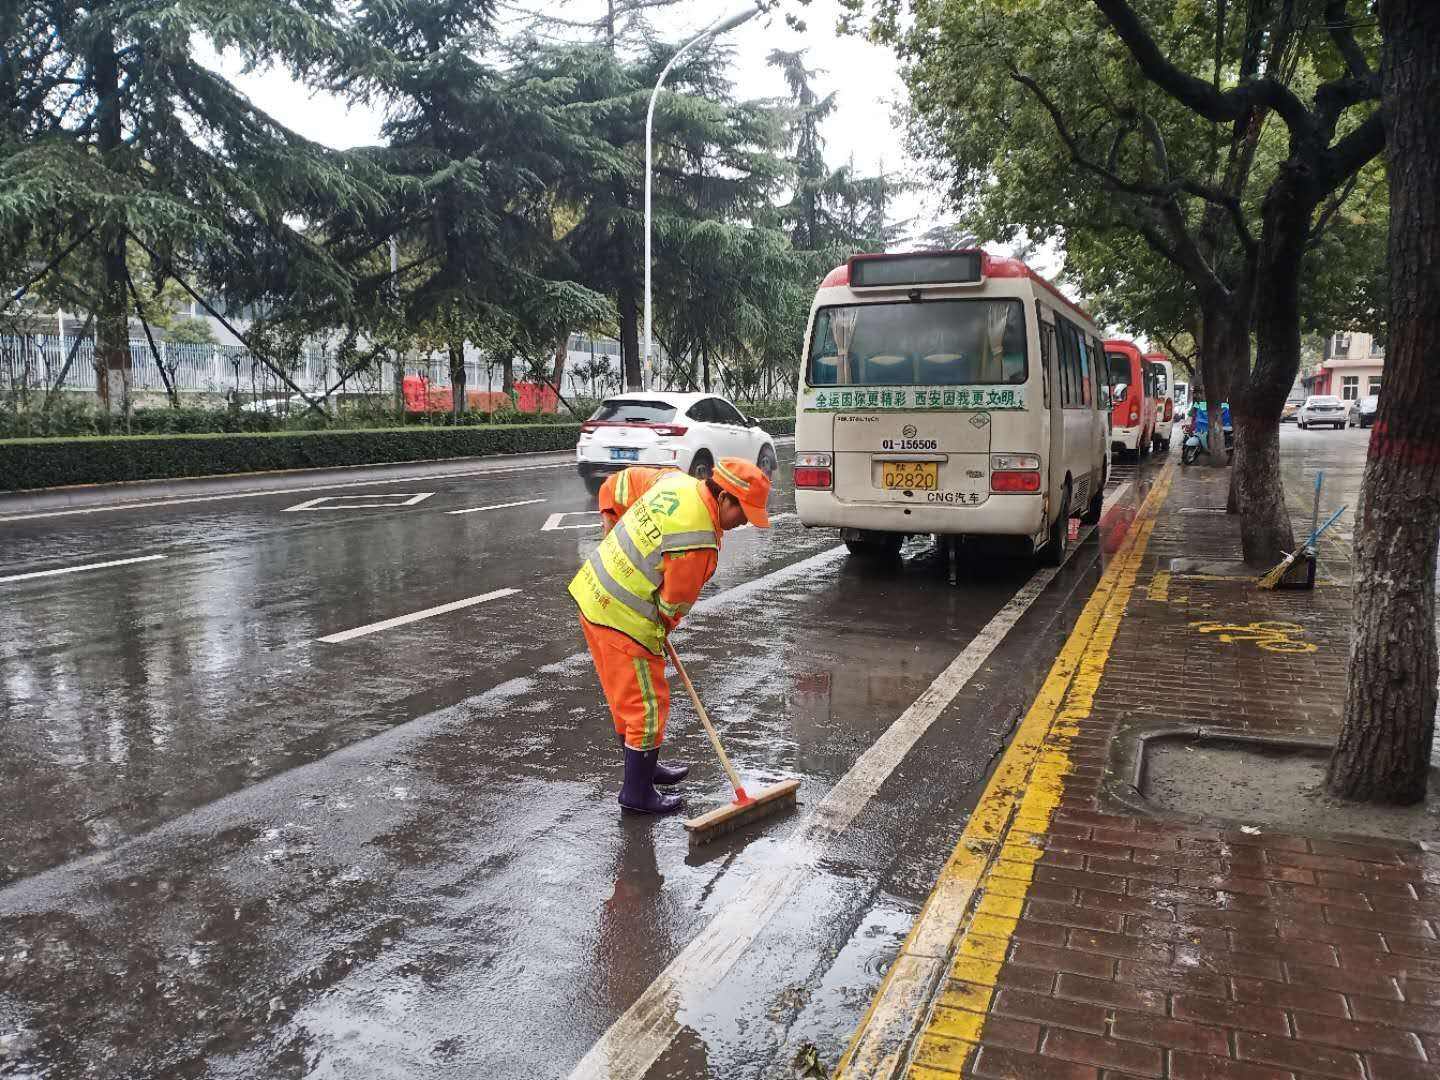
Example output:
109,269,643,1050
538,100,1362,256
758,416,794,436
0,404,591,439
0,424,583,492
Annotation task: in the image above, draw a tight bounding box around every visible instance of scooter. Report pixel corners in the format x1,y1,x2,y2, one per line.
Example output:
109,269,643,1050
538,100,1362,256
1181,409,1234,466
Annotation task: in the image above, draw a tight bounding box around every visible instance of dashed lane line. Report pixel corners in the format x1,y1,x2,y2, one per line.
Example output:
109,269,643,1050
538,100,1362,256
317,589,520,644
0,554,167,584
446,498,548,515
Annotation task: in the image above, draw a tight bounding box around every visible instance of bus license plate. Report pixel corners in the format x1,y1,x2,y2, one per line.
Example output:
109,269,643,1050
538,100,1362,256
881,462,939,491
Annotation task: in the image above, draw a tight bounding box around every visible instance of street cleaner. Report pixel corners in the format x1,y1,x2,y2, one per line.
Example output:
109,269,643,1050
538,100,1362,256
570,460,772,815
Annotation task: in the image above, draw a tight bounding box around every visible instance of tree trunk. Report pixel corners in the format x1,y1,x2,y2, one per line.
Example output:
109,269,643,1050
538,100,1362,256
1229,415,1294,563
1233,161,1322,563
501,353,515,397
393,347,406,421
1197,303,1242,467
92,29,129,421
702,345,711,393
449,340,467,415
551,337,568,387
94,224,131,421
1327,0,1440,804
619,284,642,391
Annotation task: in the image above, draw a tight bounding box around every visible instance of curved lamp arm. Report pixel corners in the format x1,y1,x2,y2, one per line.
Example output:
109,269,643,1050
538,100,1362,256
642,4,761,388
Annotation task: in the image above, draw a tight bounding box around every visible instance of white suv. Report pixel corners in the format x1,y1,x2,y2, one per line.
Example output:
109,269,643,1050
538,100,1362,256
576,391,778,494
1296,395,1349,430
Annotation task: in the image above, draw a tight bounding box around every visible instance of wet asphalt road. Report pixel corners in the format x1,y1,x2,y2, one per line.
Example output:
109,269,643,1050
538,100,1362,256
1,444,1160,1079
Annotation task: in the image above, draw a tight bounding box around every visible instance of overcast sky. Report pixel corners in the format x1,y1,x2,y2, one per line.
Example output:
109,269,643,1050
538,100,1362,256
205,1,942,233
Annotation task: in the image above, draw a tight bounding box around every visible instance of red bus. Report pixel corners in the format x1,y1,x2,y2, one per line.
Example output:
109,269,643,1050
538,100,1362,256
1104,339,1156,458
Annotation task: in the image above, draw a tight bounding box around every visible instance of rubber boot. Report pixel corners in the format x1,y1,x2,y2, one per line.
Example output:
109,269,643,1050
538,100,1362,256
615,737,688,786
618,747,684,815
652,757,690,786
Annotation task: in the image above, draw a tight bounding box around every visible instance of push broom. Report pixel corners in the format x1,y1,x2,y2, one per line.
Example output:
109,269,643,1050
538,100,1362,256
665,640,799,847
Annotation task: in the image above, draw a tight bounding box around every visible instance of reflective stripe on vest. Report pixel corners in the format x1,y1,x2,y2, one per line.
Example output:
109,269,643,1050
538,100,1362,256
569,473,718,653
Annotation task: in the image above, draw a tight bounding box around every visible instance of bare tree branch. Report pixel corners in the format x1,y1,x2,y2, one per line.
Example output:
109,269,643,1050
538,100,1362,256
1091,0,1315,138
1308,171,1361,248
1010,71,1237,302
1324,0,1374,81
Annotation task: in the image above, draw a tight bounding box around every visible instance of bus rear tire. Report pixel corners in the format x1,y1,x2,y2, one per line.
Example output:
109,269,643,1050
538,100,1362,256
1081,483,1104,525
1040,484,1071,567
843,532,902,561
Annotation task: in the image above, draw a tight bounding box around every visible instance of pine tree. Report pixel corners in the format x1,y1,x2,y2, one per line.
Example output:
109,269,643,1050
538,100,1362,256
517,40,789,391
318,2,613,413
0,0,387,416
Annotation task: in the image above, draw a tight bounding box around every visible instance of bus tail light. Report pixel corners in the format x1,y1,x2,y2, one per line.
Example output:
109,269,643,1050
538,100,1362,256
991,453,1040,471
794,452,833,489
1164,401,1173,422
992,469,1042,493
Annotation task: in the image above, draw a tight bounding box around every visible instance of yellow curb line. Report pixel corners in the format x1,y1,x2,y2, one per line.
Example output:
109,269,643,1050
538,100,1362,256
835,462,1175,1079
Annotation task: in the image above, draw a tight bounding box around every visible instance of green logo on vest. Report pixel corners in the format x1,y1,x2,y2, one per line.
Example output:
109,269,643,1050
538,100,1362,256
651,491,681,516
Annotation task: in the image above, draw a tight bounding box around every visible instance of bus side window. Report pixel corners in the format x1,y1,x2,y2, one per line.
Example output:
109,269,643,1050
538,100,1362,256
1057,319,1079,409
1039,321,1055,409
1076,334,1092,407
1090,337,1105,409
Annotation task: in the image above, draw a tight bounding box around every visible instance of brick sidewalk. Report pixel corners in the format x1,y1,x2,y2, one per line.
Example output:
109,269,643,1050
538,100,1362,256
839,457,1440,1080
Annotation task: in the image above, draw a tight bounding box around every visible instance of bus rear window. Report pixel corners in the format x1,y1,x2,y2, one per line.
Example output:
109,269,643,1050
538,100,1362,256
807,300,1027,386
1105,353,1131,400
590,399,677,423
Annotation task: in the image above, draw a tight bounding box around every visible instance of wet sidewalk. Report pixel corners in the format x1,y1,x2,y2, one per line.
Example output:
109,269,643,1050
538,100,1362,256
838,447,1440,1080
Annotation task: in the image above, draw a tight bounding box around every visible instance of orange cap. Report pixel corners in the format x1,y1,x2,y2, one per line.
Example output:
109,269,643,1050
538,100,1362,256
713,458,772,528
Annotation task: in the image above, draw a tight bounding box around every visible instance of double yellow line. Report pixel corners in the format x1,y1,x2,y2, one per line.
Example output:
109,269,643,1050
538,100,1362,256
837,462,1175,1078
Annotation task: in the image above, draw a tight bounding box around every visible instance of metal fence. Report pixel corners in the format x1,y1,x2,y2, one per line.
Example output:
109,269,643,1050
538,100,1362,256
0,335,501,399
0,334,790,405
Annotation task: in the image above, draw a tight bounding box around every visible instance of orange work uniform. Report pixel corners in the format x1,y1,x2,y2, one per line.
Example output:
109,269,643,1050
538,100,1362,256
578,473,721,751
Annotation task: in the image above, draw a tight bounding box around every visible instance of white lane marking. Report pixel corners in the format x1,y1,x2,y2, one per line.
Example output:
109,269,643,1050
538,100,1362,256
0,554,167,584
542,511,602,532
1106,481,1133,507
446,498,548,516
566,531,1094,1080
0,460,575,523
317,589,519,644
281,492,434,512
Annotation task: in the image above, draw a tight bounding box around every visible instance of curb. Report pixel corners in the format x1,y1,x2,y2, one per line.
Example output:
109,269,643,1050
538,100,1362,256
836,461,1176,1079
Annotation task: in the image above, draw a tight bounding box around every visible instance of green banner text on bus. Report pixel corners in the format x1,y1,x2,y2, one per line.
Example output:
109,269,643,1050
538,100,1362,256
803,385,1026,411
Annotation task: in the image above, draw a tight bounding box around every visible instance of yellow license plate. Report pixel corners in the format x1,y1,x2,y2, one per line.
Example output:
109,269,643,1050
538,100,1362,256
881,461,939,491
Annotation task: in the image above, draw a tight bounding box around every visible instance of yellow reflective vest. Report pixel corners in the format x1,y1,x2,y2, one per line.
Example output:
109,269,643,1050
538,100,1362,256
569,472,720,654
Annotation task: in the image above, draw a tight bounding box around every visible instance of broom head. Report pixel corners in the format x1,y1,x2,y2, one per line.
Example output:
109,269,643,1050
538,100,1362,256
1257,551,1298,590
684,778,800,848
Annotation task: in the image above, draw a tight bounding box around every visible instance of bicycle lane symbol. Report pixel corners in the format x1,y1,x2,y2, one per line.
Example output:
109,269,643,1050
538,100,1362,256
1189,620,1319,653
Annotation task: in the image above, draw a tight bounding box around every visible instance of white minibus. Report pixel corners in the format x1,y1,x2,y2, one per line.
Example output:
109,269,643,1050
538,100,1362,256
793,250,1110,573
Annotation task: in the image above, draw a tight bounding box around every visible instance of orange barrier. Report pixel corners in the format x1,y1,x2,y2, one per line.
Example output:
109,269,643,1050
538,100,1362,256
401,375,559,415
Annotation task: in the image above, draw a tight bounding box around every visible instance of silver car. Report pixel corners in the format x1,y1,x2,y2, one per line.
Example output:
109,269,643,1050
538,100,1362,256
1296,395,1348,430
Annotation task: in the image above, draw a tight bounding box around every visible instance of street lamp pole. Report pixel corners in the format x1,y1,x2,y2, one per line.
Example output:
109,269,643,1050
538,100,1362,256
642,4,760,390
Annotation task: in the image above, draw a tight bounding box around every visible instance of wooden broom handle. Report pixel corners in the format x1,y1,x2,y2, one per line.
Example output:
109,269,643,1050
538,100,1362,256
665,639,748,800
